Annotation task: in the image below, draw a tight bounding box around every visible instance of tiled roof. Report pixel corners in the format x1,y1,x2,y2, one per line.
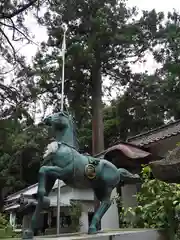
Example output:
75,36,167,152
127,119,180,146
5,180,66,202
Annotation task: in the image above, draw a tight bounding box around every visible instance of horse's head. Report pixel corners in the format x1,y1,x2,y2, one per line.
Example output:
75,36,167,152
43,111,79,149
44,111,70,130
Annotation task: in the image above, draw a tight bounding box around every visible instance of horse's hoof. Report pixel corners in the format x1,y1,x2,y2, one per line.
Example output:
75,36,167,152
22,229,34,239
88,227,97,234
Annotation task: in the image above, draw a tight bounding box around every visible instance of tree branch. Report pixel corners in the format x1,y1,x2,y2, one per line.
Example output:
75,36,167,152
0,83,21,101
0,20,37,45
0,0,38,19
0,64,18,75
0,28,16,61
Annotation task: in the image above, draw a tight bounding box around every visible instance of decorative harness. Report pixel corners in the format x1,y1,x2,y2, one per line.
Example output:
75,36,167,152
85,157,100,180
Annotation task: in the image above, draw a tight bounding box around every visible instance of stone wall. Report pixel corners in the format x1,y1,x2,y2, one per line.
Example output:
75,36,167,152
80,230,169,240
36,229,169,240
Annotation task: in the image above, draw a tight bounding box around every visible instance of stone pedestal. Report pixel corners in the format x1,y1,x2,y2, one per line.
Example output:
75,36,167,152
31,229,169,240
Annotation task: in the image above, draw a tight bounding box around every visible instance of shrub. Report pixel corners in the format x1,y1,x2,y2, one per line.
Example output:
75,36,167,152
121,166,180,240
69,200,82,232
0,213,20,238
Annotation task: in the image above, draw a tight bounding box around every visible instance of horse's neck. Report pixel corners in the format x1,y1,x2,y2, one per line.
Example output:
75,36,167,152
54,128,75,148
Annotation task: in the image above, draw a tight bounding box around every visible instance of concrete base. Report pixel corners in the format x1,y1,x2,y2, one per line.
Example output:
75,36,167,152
32,229,168,240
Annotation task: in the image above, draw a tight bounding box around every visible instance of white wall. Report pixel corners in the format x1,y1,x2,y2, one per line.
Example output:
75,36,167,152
121,184,137,222
71,188,94,201
101,188,119,230
79,203,90,233
49,187,72,206
121,184,137,209
49,186,94,207
6,180,65,203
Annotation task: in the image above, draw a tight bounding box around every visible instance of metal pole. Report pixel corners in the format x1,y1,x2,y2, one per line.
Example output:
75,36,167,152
57,23,68,235
60,37,65,111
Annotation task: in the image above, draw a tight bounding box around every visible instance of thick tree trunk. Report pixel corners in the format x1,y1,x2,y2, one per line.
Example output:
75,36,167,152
91,63,104,155
91,61,104,230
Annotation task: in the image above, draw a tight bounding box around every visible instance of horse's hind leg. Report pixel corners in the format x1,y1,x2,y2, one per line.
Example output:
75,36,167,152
89,187,112,234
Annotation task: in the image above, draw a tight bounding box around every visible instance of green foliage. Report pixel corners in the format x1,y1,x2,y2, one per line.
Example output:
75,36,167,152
0,213,20,238
78,103,120,151
0,118,50,205
149,10,180,120
103,104,120,147
0,214,8,229
69,200,82,232
114,74,165,140
121,166,180,240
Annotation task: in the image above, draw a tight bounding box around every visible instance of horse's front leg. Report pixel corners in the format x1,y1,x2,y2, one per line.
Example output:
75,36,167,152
38,166,59,199
38,165,73,199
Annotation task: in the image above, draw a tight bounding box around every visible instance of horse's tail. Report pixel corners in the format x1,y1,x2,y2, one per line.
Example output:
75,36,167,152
118,168,140,185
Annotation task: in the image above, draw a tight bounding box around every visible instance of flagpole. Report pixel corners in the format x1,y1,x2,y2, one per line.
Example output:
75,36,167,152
57,23,68,235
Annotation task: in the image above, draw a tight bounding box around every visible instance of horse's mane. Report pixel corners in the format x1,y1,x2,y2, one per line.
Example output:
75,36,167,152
68,113,80,151
59,109,79,150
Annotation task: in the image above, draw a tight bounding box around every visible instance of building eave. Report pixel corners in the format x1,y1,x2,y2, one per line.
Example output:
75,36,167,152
127,119,180,147
5,180,66,203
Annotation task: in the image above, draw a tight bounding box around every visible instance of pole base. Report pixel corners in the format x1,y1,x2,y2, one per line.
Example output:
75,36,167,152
22,229,34,239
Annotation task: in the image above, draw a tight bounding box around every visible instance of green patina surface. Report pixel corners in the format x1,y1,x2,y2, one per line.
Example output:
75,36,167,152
22,111,140,239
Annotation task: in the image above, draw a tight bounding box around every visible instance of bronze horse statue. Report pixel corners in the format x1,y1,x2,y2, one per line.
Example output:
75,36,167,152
22,111,140,239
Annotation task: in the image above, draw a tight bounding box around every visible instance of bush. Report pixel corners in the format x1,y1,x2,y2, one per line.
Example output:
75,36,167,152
121,166,180,240
0,213,20,238
69,200,82,232
0,214,8,229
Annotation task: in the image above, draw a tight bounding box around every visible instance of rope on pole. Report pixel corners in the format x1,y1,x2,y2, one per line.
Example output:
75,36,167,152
60,23,68,112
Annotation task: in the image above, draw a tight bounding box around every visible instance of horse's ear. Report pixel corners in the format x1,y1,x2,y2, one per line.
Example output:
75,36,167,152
61,111,69,117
